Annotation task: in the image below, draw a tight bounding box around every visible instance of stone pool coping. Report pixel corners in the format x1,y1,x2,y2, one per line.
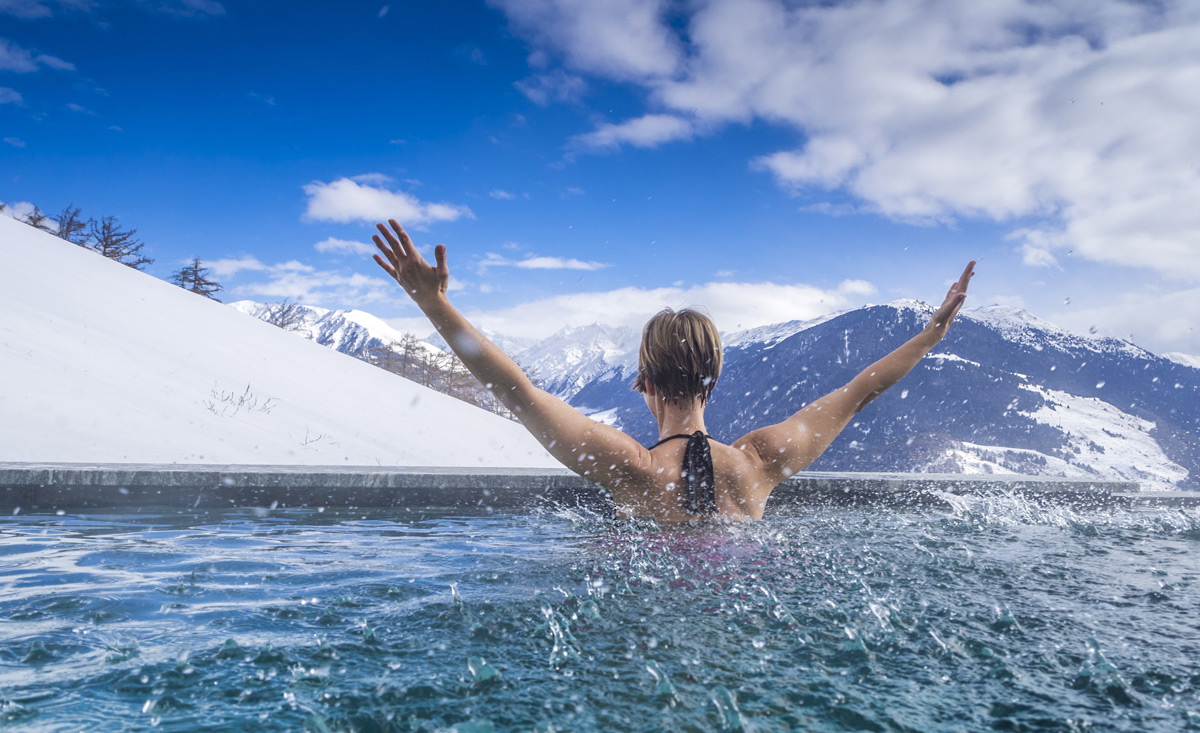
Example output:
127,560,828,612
1,462,1195,512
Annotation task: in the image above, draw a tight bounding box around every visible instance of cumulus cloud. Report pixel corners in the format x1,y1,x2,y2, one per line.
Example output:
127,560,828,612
302,175,472,227
494,0,1200,281
232,269,396,306
489,0,678,81
573,114,693,151
206,256,267,279
314,237,374,256
0,200,38,221
209,256,396,306
0,38,74,72
480,252,609,271
0,87,21,104
462,278,876,340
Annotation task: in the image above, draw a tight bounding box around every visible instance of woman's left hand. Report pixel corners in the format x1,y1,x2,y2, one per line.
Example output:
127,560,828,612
372,219,449,308
928,260,975,338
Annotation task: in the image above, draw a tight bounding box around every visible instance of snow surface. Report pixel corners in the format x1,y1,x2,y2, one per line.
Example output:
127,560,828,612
0,216,557,467
1018,384,1187,491
1163,352,1200,370
229,301,445,361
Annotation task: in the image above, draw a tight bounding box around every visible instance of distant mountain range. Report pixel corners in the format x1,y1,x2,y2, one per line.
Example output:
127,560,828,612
232,300,1200,491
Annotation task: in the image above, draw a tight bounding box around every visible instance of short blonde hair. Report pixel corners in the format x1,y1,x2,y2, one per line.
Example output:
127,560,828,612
632,308,723,405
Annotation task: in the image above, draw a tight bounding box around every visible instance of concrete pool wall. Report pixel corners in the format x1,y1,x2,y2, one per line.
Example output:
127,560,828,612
2,463,1195,512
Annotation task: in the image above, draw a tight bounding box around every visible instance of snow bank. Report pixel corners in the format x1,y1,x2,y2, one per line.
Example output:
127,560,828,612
0,216,557,467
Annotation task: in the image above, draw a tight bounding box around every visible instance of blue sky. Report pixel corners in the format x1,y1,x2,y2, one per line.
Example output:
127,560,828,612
3,0,1199,354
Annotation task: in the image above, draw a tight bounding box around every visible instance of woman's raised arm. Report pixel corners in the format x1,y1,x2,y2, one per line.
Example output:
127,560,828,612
736,261,976,491
371,220,651,489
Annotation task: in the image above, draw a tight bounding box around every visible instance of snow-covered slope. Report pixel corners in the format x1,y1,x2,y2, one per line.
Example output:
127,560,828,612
514,323,640,400
1164,352,1200,369
0,216,556,467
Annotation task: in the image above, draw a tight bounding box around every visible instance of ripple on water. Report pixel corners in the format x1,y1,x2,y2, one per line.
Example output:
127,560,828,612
0,504,1198,730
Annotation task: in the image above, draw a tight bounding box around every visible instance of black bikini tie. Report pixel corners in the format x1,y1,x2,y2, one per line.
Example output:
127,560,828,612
649,431,716,515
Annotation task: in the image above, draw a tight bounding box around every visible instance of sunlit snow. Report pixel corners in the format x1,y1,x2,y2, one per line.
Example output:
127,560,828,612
0,216,557,467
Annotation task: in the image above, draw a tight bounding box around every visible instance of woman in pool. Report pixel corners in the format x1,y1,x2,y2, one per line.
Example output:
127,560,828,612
373,219,975,522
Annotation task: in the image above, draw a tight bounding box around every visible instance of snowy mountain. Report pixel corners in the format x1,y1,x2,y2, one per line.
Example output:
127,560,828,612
553,302,1199,492
514,323,640,401
0,216,556,467
229,300,444,361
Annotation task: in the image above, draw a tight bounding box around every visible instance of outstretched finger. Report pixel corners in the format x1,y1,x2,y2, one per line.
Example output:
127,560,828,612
376,222,407,260
372,253,398,280
373,234,399,269
434,244,448,287
957,260,976,294
388,220,422,263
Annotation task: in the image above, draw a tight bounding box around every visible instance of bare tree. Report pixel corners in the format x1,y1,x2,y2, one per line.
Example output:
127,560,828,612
265,300,306,332
89,215,153,269
23,206,54,232
171,258,223,301
53,204,90,246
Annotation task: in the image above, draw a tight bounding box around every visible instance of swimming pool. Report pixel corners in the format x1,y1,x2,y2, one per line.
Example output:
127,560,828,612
2,499,1198,731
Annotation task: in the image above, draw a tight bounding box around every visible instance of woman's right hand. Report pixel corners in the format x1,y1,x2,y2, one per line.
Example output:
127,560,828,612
927,261,976,339
372,219,450,309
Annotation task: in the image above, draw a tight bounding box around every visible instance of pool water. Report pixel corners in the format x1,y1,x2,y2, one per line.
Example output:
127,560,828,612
2,498,1199,731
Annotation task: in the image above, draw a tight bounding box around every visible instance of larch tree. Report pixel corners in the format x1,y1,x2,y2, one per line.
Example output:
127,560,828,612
23,206,54,232
171,258,223,301
265,300,306,332
89,215,153,270
53,204,90,246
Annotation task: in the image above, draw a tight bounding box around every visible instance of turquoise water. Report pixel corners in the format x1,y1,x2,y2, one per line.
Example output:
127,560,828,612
2,499,1199,731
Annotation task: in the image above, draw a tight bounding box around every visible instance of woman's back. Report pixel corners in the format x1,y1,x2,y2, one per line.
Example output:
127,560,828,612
610,436,774,521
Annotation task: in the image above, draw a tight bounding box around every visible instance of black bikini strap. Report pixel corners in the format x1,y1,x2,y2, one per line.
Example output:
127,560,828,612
649,431,716,515
649,432,712,449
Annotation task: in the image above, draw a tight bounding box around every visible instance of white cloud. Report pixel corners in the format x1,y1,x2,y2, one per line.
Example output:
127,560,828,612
573,113,692,151
302,175,472,227
461,278,876,340
480,252,609,272
0,200,38,221
232,270,396,306
314,237,374,256
489,0,678,81
4,136,25,147
0,38,74,72
494,0,1200,281
207,256,267,279
0,87,21,104
1053,286,1200,357
514,70,587,105
378,5,388,18
488,189,515,200
65,102,93,114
